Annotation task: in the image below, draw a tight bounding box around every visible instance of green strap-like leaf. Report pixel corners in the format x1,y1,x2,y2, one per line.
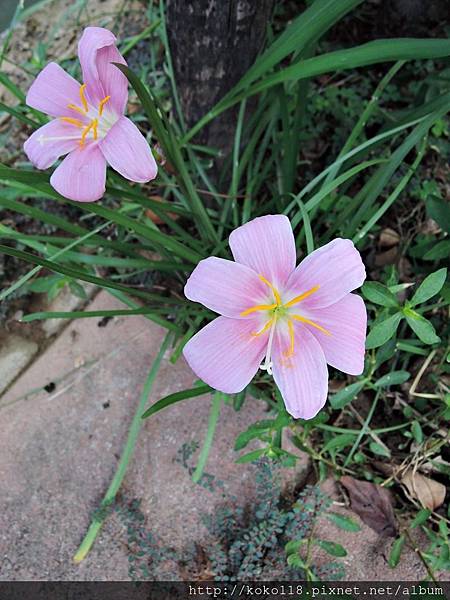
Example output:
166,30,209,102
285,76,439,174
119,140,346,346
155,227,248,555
141,384,212,419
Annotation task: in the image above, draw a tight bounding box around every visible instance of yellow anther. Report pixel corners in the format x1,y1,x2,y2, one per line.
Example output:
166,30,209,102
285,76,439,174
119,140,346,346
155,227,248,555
68,103,88,116
252,318,273,337
284,319,295,357
241,303,277,317
258,274,282,305
79,119,97,146
291,314,331,336
60,117,84,128
98,95,111,116
92,119,98,140
79,83,88,112
284,285,320,308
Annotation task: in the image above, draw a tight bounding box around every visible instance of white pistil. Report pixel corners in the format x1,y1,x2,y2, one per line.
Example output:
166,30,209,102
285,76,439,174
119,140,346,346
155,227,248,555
57,93,118,147
38,134,82,145
259,315,277,376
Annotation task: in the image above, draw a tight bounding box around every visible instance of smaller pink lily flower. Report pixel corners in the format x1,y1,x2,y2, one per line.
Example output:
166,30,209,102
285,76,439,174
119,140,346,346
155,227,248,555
183,215,367,420
24,27,157,202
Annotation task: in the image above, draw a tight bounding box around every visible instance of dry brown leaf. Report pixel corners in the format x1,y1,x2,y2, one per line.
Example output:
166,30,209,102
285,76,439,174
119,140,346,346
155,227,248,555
341,475,397,537
145,196,179,224
375,247,398,267
379,228,400,248
372,461,394,477
421,217,442,236
328,379,347,393
401,470,446,510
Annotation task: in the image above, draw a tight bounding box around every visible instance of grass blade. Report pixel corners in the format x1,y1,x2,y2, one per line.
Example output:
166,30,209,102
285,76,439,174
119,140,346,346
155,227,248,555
114,63,217,243
0,244,182,306
192,392,222,483
141,384,212,419
21,307,173,322
73,331,174,562
183,37,450,142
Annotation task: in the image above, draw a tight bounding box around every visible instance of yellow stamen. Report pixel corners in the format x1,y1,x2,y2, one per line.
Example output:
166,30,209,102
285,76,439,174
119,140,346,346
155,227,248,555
79,83,88,112
284,319,295,357
252,318,273,337
92,119,98,140
98,95,111,116
291,314,331,335
80,120,96,146
241,303,277,317
68,103,88,117
284,285,320,308
259,274,282,305
60,117,84,128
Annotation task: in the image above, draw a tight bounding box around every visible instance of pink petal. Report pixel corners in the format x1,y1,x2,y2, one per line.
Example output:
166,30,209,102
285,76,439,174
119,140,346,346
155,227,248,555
272,323,328,419
99,116,157,183
24,119,79,169
229,215,296,289
50,143,106,202
26,63,81,117
301,293,367,375
183,316,268,394
78,27,127,114
184,257,269,319
285,238,366,309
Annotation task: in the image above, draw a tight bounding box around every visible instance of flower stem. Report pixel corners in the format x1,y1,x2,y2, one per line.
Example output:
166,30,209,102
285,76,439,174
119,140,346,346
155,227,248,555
73,331,173,563
192,392,222,483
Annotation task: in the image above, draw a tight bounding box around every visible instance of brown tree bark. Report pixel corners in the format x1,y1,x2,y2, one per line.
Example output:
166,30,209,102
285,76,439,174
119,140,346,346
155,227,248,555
166,0,273,155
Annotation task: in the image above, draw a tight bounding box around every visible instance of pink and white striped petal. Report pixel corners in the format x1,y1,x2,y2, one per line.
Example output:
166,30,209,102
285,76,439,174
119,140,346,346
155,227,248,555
50,143,106,202
26,63,81,118
100,116,157,183
24,119,79,170
78,26,128,114
302,293,367,375
184,257,270,319
285,238,366,309
183,316,268,394
229,215,296,289
272,324,328,419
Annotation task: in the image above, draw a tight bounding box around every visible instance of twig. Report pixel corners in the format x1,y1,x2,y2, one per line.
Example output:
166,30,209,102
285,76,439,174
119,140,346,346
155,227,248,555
409,350,437,398
348,405,390,453
403,529,437,583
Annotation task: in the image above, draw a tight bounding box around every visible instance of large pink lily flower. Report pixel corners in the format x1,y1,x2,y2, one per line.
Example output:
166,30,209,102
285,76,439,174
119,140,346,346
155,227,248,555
24,27,157,202
183,215,367,419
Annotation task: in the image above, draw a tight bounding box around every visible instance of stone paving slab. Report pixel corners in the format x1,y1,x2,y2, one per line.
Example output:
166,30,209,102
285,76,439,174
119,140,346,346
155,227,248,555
0,291,274,580
0,291,430,581
0,334,38,396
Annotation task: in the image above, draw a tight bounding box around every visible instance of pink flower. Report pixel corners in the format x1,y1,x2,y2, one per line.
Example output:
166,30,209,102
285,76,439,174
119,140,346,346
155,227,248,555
183,215,367,419
23,27,157,202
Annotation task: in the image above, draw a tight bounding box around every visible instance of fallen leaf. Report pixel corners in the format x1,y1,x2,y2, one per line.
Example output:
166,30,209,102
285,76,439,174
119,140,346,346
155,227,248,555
421,217,442,236
341,475,397,537
328,379,346,393
145,196,179,224
372,461,394,477
379,228,400,248
401,470,446,510
375,247,398,267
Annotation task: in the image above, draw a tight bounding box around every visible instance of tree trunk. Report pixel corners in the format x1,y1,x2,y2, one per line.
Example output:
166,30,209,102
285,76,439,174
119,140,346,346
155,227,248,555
166,0,273,156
